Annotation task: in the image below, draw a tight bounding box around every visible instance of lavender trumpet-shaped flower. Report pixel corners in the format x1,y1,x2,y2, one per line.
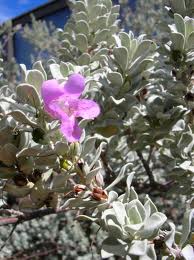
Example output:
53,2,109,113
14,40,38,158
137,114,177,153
41,73,100,142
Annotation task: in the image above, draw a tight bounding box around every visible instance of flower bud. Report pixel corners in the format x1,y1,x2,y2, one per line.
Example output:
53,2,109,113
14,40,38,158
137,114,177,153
74,184,86,194
91,187,108,201
69,142,80,157
95,172,104,187
60,159,72,170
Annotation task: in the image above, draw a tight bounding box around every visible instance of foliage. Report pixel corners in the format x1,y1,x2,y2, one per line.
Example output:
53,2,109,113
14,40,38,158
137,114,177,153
0,0,194,259
119,0,168,39
21,15,61,63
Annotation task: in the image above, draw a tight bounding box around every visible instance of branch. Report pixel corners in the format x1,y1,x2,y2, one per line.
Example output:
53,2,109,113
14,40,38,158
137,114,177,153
0,207,70,226
100,151,115,184
136,150,155,185
136,150,175,192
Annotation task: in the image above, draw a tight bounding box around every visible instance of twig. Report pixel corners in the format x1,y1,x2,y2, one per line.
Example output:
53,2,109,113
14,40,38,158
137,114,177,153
136,150,155,185
0,207,70,226
0,223,17,252
147,145,154,164
136,150,175,192
0,209,25,216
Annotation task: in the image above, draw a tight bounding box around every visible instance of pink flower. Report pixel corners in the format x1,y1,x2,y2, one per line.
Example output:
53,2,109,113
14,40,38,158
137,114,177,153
41,73,100,142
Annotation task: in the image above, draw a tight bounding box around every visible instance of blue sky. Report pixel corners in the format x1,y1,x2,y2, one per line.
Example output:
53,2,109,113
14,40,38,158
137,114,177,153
0,0,49,23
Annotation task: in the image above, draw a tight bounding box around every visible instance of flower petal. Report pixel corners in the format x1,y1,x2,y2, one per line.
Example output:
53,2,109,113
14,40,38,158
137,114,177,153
48,97,79,119
75,99,100,119
41,79,64,113
60,116,82,142
63,73,85,98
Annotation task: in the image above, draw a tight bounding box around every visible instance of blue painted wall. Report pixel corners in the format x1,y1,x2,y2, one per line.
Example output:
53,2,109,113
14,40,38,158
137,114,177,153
13,0,135,68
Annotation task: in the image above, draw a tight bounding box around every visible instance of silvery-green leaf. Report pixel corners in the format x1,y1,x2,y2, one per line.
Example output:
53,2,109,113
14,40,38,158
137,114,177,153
109,96,125,105
129,58,153,78
125,200,143,219
0,143,17,166
133,40,156,61
91,48,108,61
8,111,38,127
165,222,176,248
74,11,88,22
59,48,74,61
106,163,132,191
124,223,143,236
174,13,185,36
171,0,186,15
76,33,88,52
171,32,185,51
89,141,106,170
107,72,123,87
129,187,138,201
172,119,185,132
65,197,98,208
181,244,194,260
76,20,89,35
128,240,147,256
26,69,45,92
88,6,104,23
55,142,69,156
185,17,194,40
177,132,194,154
113,46,129,71
126,172,135,191
0,167,17,179
78,53,91,65
17,144,52,158
101,237,127,258
60,62,69,77
102,0,112,9
144,195,158,218
16,83,41,108
137,212,167,239
106,218,123,239
74,1,86,12
94,29,110,43
187,32,194,50
77,215,98,222
180,209,194,247
18,132,31,150
127,205,143,224
86,165,102,184
30,185,50,207
61,40,71,49
112,201,127,226
111,5,120,14
20,64,27,81
139,244,156,260
4,181,34,198
107,13,118,26
92,15,107,33
33,61,47,80
108,191,118,204
47,174,70,192
81,137,96,157
18,157,34,174
119,32,131,53
50,63,64,79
